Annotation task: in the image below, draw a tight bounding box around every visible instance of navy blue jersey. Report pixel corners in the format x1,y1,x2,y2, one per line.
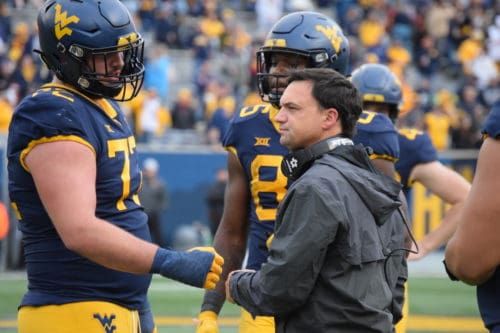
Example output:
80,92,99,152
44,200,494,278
477,101,500,332
222,104,289,270
396,128,439,197
7,84,151,309
354,111,399,162
482,100,500,138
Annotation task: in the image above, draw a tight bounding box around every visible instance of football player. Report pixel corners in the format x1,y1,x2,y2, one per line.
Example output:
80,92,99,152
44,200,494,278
396,126,471,259
352,63,470,260
445,100,500,332
351,63,410,332
351,63,402,178
8,1,223,333
195,11,350,333
351,62,473,333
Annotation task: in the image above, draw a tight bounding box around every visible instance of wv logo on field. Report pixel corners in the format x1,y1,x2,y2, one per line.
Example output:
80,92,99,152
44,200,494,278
54,3,80,40
93,313,117,333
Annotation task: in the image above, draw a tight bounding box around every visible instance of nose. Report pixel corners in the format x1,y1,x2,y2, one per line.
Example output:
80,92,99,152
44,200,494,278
109,52,124,71
275,107,285,122
273,60,291,74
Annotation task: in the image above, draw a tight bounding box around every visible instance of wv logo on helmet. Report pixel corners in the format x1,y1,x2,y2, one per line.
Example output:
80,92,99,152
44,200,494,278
316,25,343,54
54,3,80,40
93,313,117,333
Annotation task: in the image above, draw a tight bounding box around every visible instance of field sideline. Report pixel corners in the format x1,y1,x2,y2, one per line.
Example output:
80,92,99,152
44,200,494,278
0,266,487,333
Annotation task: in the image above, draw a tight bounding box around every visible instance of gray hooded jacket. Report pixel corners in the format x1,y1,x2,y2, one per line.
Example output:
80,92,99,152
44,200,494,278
229,144,408,333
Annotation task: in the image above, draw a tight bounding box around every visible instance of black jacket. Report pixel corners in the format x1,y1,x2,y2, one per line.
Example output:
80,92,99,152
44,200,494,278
230,144,407,333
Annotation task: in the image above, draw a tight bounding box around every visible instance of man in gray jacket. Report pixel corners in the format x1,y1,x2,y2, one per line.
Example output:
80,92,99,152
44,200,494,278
226,68,408,332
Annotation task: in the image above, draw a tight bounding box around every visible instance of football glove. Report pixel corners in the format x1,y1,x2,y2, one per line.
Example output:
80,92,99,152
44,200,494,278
151,247,223,289
195,311,219,333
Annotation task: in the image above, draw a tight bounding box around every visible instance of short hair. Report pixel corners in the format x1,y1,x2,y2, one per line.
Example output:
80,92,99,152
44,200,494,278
286,68,363,138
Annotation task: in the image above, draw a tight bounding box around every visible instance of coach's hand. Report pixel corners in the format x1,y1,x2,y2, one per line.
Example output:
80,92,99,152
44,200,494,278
195,311,219,333
150,247,223,289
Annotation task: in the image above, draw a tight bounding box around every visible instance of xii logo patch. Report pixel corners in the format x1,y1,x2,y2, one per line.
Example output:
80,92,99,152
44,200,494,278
254,137,271,147
93,313,117,333
54,3,80,40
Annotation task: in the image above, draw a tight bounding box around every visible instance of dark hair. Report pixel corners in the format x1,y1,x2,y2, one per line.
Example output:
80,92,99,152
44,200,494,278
286,68,362,138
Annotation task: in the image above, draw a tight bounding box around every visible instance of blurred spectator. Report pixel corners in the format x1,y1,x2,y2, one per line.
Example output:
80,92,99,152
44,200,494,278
424,90,457,151
205,168,228,237
424,0,456,59
286,0,314,11
386,38,412,77
486,15,500,65
198,3,225,50
0,3,12,49
171,88,199,129
0,0,497,152
479,76,500,109
139,158,169,246
255,0,283,38
153,0,180,47
386,1,415,54
8,22,33,64
206,95,236,144
414,34,440,79
10,53,48,97
143,44,174,103
200,78,220,121
457,84,482,117
470,46,498,90
139,88,171,143
343,5,363,37
137,0,156,33
0,90,13,133
120,88,146,135
456,29,485,76
358,8,388,61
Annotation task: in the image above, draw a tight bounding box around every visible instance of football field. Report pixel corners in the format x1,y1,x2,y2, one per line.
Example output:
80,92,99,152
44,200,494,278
0,269,486,333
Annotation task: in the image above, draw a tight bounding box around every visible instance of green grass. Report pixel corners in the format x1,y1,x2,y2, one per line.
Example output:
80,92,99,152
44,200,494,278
0,274,485,333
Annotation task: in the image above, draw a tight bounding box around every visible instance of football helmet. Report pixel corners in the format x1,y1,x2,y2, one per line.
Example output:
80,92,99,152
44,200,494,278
257,11,350,106
36,0,145,101
351,63,403,121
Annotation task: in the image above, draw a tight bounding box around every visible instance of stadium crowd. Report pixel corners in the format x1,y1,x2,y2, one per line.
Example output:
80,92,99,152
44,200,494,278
0,0,497,150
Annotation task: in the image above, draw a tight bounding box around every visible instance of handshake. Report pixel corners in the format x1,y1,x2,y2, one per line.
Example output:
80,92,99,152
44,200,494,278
151,246,224,289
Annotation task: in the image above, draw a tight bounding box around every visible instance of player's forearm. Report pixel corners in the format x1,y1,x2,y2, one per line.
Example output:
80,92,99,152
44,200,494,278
200,289,226,314
445,235,495,285
63,216,158,274
199,234,247,312
415,203,463,259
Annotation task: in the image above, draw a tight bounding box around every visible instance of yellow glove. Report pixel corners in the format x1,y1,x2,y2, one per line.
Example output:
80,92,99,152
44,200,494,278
195,311,219,333
266,234,274,249
188,247,224,290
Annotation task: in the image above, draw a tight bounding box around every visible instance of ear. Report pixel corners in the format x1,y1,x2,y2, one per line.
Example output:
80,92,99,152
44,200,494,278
321,108,339,130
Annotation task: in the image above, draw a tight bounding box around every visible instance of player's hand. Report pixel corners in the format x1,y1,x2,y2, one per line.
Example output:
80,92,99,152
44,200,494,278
188,247,224,289
408,241,426,261
194,311,219,333
225,269,255,303
151,247,224,289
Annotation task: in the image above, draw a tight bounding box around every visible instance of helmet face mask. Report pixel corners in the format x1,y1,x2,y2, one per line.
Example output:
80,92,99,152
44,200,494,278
76,39,145,101
37,0,145,101
257,51,311,105
256,11,350,107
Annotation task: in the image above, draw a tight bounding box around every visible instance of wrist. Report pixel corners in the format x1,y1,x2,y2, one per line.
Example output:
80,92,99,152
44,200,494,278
150,248,173,274
200,290,225,314
199,311,218,320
